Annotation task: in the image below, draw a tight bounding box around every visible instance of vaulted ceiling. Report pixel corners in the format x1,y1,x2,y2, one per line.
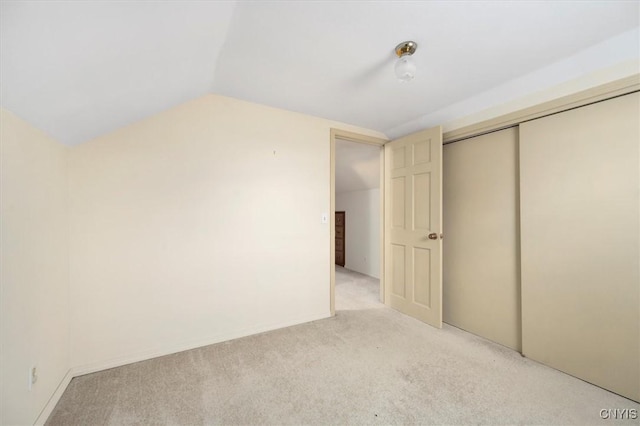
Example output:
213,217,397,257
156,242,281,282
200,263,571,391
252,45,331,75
1,1,638,146
336,139,380,194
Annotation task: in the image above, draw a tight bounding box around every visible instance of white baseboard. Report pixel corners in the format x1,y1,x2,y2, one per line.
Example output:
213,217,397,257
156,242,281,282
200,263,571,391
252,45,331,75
71,311,331,377
34,311,330,424
34,369,74,425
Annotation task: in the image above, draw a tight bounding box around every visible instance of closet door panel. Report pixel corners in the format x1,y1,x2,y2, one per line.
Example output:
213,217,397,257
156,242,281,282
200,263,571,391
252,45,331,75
520,92,639,402
443,127,521,351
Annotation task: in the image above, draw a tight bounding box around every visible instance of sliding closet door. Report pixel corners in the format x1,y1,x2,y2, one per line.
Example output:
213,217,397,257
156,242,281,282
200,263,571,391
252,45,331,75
443,127,520,351
520,92,639,402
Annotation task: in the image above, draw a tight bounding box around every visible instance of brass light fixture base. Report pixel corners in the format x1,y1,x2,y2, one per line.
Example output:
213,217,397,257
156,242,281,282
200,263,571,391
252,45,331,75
395,41,418,57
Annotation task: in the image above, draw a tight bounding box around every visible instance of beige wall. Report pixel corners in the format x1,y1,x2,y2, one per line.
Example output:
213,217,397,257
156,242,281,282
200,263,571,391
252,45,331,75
1,109,70,425
68,94,385,371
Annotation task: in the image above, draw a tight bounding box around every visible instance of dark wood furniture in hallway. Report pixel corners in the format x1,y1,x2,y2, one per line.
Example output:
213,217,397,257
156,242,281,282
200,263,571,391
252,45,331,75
335,211,345,266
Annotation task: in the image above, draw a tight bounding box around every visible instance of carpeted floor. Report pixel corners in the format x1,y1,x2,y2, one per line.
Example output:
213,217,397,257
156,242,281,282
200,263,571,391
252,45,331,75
46,266,639,425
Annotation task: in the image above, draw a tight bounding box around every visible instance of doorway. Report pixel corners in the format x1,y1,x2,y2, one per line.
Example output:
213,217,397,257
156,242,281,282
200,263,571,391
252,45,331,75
330,126,444,327
329,130,386,315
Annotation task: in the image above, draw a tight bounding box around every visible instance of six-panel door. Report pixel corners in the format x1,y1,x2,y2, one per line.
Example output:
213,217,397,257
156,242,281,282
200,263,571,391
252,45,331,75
384,126,443,328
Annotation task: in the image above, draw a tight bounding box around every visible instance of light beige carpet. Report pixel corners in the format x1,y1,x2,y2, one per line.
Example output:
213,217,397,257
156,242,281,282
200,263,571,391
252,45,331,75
46,266,639,425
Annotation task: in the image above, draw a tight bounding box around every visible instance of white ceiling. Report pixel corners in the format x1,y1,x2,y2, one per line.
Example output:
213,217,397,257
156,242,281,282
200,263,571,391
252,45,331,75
335,139,380,194
1,1,639,145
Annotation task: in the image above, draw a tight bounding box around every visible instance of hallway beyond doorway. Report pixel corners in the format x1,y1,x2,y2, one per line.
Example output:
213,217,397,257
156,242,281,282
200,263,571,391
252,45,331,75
335,266,381,311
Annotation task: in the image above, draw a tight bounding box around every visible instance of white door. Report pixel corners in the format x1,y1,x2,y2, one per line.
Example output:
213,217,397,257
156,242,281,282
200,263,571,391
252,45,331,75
384,126,443,327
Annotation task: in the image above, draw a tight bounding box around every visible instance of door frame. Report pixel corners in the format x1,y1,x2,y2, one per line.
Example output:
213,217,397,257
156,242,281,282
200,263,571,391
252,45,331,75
330,129,388,315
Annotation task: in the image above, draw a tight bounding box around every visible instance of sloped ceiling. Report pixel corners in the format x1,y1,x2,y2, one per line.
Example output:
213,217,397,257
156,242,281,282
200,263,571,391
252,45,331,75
1,1,638,145
336,139,380,194
0,1,235,145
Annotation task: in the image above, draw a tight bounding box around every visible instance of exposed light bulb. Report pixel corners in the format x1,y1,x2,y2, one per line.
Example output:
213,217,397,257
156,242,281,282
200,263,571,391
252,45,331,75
394,55,416,82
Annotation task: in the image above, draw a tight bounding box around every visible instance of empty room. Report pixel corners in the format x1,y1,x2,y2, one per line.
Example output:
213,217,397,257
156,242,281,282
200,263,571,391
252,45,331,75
1,1,639,425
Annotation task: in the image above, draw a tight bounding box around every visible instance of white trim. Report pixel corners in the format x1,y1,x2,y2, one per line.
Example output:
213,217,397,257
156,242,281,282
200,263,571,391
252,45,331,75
34,369,73,425
443,74,639,143
70,312,330,377
33,312,329,424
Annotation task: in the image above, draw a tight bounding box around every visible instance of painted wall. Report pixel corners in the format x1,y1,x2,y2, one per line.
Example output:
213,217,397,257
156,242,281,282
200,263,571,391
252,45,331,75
1,109,70,425
68,94,384,371
335,189,380,279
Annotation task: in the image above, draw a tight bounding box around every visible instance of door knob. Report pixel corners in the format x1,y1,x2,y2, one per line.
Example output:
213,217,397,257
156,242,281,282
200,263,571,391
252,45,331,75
428,233,438,240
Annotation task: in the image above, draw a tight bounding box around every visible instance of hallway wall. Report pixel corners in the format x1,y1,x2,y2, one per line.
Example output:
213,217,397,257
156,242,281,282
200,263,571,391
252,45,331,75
336,188,380,279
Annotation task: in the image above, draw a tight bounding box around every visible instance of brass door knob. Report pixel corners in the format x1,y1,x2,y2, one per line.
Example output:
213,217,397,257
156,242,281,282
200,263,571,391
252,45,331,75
428,233,438,240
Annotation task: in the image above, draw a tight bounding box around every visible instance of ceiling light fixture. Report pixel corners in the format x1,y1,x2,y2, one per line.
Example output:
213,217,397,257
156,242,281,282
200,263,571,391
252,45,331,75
394,41,418,82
